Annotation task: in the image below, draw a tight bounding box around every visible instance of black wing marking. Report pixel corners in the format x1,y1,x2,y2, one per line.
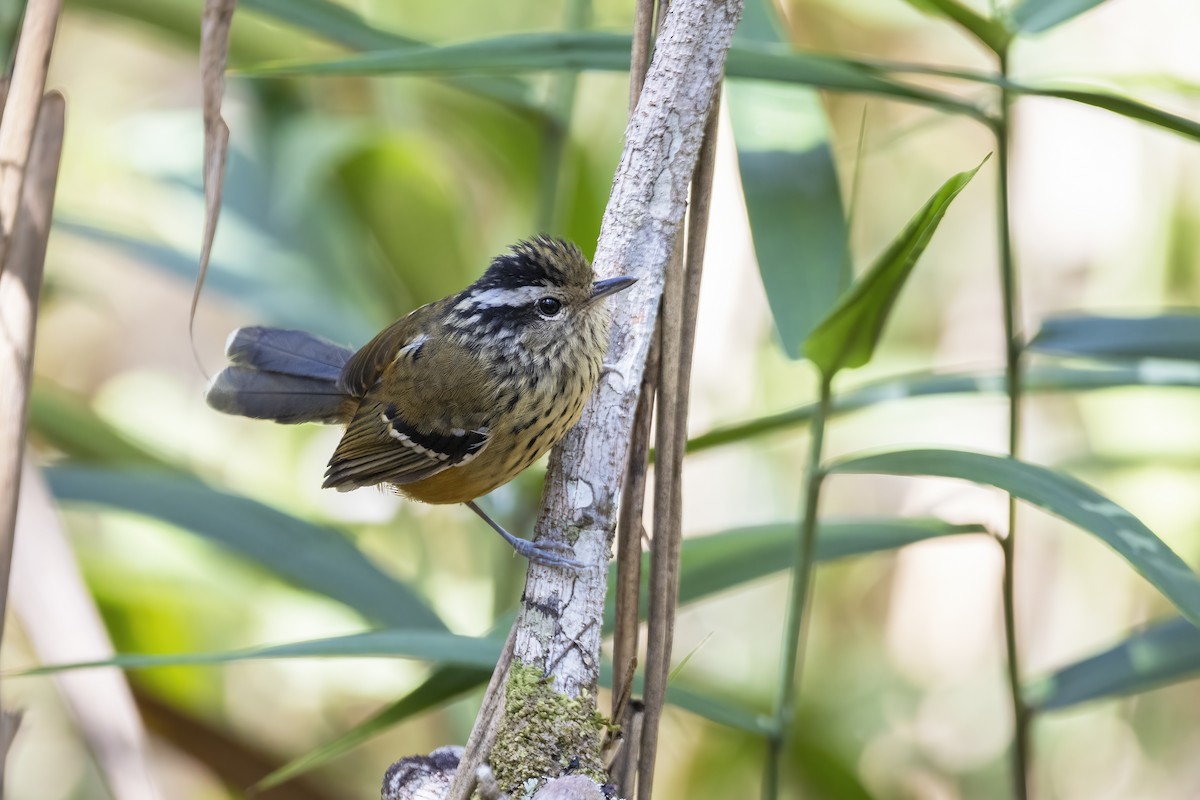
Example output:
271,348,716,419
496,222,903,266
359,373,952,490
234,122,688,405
323,403,489,490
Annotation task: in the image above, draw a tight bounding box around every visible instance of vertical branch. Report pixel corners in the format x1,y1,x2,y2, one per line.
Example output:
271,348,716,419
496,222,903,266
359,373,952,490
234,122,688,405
637,90,720,800
494,0,743,792
638,233,684,800
763,374,831,799
0,0,62,274
0,90,65,789
995,49,1030,800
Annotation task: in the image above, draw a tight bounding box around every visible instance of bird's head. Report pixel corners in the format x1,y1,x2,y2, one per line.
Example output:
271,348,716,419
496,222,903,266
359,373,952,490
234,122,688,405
451,236,636,357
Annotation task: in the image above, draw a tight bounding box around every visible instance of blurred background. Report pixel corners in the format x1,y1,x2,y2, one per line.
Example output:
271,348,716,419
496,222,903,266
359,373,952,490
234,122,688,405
6,0,1200,798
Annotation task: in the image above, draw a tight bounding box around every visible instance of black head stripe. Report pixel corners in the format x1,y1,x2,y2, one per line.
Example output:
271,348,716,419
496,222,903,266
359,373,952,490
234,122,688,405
475,236,586,291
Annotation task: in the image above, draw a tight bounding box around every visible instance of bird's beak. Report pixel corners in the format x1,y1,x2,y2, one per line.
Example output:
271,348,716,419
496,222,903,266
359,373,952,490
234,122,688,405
589,275,637,303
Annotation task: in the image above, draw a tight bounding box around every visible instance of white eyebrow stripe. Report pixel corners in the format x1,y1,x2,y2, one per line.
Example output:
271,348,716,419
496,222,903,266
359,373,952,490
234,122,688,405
457,285,549,309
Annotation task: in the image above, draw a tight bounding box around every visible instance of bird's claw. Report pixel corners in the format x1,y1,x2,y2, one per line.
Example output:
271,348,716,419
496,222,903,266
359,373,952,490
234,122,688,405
512,537,586,570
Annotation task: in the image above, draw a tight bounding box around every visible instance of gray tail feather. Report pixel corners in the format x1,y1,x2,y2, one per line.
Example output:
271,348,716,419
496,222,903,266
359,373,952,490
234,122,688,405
225,326,352,381
207,327,355,424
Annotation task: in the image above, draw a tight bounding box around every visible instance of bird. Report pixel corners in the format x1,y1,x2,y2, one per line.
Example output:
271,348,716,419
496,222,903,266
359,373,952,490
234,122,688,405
206,236,635,568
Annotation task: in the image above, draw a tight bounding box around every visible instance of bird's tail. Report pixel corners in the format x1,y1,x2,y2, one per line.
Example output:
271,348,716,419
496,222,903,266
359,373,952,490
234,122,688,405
206,327,355,424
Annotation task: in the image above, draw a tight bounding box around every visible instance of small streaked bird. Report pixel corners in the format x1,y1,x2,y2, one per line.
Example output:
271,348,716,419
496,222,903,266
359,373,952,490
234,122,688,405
206,236,635,567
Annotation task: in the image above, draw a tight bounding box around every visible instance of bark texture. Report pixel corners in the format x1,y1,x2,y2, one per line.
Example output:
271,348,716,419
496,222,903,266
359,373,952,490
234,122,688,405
498,0,745,791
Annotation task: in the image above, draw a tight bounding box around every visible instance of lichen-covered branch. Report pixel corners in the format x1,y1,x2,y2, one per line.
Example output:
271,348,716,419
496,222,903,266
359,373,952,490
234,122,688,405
496,0,745,792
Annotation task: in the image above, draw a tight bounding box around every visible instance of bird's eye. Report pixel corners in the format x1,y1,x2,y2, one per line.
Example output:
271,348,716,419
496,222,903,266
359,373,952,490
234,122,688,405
536,296,563,318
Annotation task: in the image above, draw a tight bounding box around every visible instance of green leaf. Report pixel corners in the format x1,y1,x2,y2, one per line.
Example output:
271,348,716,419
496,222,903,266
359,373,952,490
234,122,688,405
684,362,1200,455
1025,617,1200,711
731,0,851,358
664,684,775,736
829,449,1200,626
238,33,987,121
804,158,986,377
900,0,1012,55
737,144,850,358
29,383,176,470
1010,0,1110,34
239,0,536,108
22,630,504,675
45,467,446,632
257,666,489,789
1030,313,1200,362
241,0,416,51
1013,86,1200,141
639,517,986,620
259,514,982,785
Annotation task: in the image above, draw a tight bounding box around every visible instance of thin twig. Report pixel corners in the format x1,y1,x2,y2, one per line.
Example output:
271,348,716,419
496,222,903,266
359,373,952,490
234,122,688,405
995,48,1030,800
0,89,64,792
636,89,721,800
638,233,684,800
0,0,62,276
610,336,655,709
764,375,831,798
445,624,518,800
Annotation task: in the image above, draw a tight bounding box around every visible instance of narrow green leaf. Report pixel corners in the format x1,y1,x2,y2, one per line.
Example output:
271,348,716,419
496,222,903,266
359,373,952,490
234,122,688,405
241,0,416,51
1015,86,1200,141
1030,314,1200,362
684,362,1200,455
738,144,850,358
260,514,982,784
240,31,632,77
732,0,851,358
900,0,1012,55
239,0,535,108
1022,618,1200,710
21,630,504,675
804,159,986,377
830,449,1200,626
1025,617,1200,711
237,33,986,121
29,383,176,470
1010,0,1109,34
664,685,776,736
45,467,446,632
643,517,986,620
257,666,489,789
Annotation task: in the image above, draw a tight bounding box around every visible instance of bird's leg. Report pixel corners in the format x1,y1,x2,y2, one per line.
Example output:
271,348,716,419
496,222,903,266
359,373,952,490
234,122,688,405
465,500,584,570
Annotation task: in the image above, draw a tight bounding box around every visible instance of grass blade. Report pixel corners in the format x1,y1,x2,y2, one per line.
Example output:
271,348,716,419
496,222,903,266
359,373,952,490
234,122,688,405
238,32,986,120
900,0,1012,55
1030,313,1200,361
1026,617,1200,711
830,449,1200,626
21,629,503,675
684,362,1200,455
1010,0,1110,34
257,665,489,789
804,158,986,377
46,466,445,631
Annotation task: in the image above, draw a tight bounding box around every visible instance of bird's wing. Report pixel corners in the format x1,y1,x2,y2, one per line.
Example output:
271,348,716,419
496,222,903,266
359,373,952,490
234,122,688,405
338,302,443,398
323,401,489,490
